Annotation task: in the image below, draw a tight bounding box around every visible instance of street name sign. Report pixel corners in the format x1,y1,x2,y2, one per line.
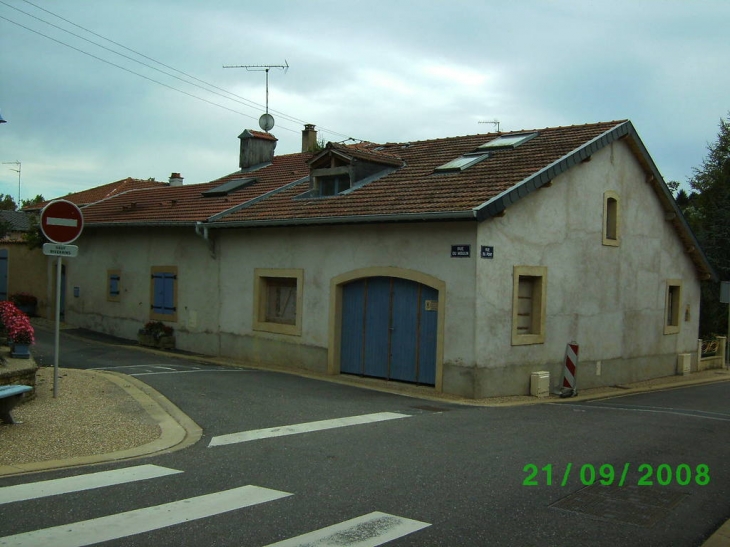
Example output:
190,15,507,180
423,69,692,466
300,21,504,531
43,243,79,257
40,199,84,244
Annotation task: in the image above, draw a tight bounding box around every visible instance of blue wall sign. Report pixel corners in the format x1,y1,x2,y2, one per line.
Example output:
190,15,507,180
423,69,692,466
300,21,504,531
481,246,494,259
451,245,471,258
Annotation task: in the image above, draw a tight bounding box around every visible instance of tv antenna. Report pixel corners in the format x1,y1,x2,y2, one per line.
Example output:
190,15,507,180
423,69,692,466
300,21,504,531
2,160,21,204
223,61,289,132
478,119,501,132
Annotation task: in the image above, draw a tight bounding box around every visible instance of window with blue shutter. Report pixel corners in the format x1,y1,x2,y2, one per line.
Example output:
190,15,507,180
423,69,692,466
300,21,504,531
150,267,178,321
107,269,121,302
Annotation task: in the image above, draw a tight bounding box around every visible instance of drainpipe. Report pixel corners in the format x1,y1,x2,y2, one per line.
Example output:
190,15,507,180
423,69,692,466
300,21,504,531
195,221,215,258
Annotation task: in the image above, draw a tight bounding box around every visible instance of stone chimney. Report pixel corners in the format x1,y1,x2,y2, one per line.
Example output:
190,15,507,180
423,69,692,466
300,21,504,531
169,172,184,186
302,124,318,153
239,129,277,170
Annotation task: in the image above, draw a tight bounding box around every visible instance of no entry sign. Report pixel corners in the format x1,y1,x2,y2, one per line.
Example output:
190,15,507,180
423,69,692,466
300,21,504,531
41,200,84,244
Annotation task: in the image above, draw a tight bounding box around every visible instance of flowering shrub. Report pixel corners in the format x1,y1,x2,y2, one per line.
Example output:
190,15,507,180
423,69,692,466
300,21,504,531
10,292,38,307
0,301,35,345
140,321,174,340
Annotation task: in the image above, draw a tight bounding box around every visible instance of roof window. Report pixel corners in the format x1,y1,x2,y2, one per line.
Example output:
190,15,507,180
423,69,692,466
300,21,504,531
478,132,538,150
202,177,256,197
434,152,490,173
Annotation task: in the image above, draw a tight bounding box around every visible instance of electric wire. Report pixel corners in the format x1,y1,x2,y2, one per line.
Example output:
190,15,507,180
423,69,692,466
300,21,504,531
0,14,296,131
8,0,359,142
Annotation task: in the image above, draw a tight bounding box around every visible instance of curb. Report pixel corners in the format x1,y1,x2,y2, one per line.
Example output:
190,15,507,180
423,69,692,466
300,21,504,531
0,370,202,477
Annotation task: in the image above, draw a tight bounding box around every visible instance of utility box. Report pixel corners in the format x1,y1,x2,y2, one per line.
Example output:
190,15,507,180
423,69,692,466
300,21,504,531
530,371,550,398
677,353,691,376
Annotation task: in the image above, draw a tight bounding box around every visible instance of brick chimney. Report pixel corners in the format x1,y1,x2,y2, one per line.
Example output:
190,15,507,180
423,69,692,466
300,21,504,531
169,172,184,186
239,129,277,170
302,124,318,153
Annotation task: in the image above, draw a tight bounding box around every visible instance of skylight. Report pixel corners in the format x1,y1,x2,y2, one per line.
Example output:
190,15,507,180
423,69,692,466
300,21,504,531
201,177,256,197
434,152,489,173
478,132,538,150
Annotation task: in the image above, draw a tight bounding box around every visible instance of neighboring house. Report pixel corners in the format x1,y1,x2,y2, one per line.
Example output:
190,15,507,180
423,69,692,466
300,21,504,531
58,122,715,398
0,210,48,315
27,177,169,212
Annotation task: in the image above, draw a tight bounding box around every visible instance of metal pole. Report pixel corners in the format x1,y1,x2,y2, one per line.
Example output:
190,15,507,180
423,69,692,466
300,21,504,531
53,256,62,398
727,303,729,367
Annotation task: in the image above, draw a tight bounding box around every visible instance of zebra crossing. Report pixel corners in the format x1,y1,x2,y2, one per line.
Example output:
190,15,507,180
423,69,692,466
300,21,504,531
0,464,431,546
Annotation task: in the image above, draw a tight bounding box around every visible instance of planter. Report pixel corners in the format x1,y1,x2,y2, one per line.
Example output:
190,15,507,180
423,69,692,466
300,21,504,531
138,333,176,350
11,343,31,359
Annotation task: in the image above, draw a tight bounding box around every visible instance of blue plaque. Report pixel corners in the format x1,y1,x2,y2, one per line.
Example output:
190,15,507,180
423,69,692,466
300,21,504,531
481,246,494,259
451,245,471,258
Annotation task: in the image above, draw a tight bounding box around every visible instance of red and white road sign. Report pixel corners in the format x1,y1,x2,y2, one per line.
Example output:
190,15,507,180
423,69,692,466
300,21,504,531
40,200,84,244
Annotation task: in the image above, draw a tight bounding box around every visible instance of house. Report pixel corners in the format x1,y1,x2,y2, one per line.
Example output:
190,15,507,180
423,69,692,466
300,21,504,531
0,210,48,314
56,121,715,398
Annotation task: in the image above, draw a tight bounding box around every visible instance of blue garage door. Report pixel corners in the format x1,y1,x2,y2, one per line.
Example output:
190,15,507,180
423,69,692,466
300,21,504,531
341,277,438,385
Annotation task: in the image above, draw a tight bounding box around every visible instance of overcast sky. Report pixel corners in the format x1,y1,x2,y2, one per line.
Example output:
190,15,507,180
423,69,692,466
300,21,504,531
1,0,728,204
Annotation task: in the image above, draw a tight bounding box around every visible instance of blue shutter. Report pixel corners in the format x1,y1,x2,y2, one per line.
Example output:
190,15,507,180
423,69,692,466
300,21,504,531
162,274,175,313
152,272,176,315
0,250,7,302
109,275,120,297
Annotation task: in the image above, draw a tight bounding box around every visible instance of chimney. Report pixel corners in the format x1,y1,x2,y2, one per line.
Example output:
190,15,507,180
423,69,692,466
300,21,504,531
301,124,318,153
239,129,277,170
169,172,184,186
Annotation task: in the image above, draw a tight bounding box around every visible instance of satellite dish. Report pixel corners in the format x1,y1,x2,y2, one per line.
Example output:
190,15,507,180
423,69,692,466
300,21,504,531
259,113,275,132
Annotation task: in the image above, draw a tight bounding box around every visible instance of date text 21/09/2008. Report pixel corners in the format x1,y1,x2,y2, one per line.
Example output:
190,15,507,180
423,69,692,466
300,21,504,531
522,463,710,487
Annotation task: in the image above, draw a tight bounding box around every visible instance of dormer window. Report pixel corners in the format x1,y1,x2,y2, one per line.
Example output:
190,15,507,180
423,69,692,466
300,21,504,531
318,173,351,196
298,143,401,199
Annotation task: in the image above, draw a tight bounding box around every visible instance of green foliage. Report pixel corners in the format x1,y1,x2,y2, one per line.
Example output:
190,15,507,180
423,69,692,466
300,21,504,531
22,213,48,249
0,194,17,211
0,219,11,240
683,113,730,336
20,194,45,209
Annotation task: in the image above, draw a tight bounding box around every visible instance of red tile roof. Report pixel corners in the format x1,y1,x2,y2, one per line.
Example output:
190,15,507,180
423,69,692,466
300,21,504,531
28,178,167,211
215,121,626,224
81,155,312,225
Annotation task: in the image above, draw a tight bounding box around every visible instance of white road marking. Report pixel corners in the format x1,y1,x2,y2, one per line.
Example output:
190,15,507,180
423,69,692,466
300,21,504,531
561,403,730,422
0,465,182,505
208,412,411,447
132,369,251,376
263,511,431,547
46,217,78,227
0,485,291,547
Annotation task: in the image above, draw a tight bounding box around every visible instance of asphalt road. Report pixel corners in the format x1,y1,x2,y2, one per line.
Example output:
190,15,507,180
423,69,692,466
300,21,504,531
1,327,728,546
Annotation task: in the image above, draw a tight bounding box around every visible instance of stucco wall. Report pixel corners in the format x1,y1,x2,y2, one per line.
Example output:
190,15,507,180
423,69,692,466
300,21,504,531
0,242,50,318
64,227,221,353
471,140,701,397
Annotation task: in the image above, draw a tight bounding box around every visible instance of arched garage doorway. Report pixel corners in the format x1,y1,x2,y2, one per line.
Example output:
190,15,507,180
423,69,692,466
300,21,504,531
339,276,439,385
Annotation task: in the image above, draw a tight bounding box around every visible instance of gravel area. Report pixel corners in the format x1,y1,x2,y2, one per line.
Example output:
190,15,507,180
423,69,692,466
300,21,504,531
0,367,160,467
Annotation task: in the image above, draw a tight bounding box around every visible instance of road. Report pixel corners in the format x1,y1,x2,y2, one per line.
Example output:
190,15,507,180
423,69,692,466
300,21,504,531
1,326,728,546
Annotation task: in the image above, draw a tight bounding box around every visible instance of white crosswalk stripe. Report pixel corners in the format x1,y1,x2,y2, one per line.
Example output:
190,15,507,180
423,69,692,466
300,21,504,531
208,412,411,447
0,485,292,547
0,465,182,505
262,511,431,547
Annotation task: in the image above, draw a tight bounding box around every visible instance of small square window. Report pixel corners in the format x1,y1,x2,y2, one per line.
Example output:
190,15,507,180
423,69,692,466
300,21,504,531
254,269,303,336
512,266,547,345
603,191,620,246
664,280,682,335
107,269,121,302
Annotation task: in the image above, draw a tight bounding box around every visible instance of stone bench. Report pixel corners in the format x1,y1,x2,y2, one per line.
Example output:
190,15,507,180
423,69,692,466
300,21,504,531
0,384,33,424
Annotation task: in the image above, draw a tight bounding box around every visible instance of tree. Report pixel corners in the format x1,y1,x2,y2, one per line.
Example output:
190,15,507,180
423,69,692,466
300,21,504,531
686,113,730,336
20,194,45,209
0,194,17,211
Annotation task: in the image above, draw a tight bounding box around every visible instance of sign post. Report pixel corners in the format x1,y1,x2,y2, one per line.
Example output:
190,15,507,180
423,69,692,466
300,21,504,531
40,200,83,398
